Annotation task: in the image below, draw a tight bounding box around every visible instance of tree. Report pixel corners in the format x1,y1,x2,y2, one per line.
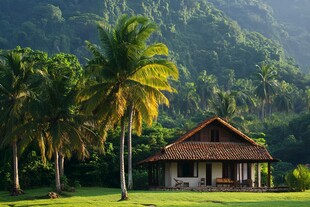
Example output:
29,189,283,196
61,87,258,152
254,64,278,120
0,47,40,195
19,53,97,193
286,164,310,192
274,81,294,113
79,14,178,200
212,91,237,122
126,82,174,189
197,70,218,110
232,79,257,113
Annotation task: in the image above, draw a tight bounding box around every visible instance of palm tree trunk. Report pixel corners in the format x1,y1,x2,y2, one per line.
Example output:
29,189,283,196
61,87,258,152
54,150,61,192
261,99,265,120
11,140,21,195
120,118,128,200
59,154,64,177
127,105,134,190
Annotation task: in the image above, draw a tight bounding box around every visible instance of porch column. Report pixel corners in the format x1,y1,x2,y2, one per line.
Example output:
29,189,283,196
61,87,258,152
256,163,261,187
238,163,242,181
267,162,271,188
250,163,255,187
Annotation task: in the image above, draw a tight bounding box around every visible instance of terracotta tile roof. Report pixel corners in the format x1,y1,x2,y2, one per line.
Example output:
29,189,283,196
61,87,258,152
139,116,277,164
140,142,275,163
169,116,257,146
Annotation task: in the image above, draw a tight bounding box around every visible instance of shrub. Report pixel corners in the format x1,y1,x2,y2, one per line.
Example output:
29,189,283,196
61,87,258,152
285,164,310,192
20,151,54,189
0,163,12,191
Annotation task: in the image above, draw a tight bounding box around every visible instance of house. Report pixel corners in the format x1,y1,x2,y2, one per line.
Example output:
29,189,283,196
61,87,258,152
140,116,277,188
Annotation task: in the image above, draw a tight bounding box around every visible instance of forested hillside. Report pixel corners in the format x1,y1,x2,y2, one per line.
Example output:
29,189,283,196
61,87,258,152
0,0,310,190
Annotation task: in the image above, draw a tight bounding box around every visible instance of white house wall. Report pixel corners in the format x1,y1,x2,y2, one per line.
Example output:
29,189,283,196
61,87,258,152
168,162,223,187
211,162,222,186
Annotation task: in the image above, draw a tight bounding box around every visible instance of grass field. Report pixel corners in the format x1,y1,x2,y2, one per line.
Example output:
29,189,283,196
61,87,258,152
1,187,310,207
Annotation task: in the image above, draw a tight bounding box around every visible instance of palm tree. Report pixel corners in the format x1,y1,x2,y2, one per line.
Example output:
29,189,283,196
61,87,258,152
126,82,173,189
19,53,98,193
41,54,98,192
212,91,237,122
274,81,293,113
0,47,38,195
254,64,278,120
197,70,218,110
79,15,178,200
232,79,257,113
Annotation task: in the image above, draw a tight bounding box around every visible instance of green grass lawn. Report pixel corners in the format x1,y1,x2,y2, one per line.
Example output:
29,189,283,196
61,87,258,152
1,187,310,207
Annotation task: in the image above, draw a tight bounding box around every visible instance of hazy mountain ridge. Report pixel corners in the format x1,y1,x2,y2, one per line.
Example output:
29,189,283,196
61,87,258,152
208,0,310,72
0,0,308,80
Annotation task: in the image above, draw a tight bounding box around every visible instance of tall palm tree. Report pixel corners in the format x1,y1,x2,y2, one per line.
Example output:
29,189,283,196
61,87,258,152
197,70,218,110
0,47,38,195
126,82,173,189
79,14,178,200
254,64,278,120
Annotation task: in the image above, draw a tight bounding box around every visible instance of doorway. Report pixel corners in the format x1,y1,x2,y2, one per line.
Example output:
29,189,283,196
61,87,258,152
206,163,212,185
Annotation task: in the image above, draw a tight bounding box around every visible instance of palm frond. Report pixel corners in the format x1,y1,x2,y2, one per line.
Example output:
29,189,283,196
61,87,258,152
142,43,169,57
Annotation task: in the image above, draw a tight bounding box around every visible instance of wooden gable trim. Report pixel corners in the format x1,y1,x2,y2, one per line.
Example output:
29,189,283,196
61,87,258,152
165,116,257,149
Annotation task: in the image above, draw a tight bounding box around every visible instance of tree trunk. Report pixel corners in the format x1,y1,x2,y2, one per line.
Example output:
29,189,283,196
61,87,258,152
120,119,128,200
261,99,265,120
59,154,64,177
127,106,134,190
11,140,22,196
54,150,61,193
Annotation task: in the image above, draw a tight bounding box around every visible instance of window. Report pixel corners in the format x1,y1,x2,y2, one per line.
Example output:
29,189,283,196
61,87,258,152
211,129,219,142
177,161,198,177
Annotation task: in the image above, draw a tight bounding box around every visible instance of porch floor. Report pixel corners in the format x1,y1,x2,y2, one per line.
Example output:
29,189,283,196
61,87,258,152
149,186,289,192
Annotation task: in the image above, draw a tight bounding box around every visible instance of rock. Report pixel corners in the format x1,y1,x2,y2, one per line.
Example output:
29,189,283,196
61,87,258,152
48,192,60,199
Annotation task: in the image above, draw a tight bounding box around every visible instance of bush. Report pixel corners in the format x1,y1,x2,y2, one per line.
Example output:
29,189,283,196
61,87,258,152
285,164,310,191
0,163,12,191
273,162,294,186
20,151,54,189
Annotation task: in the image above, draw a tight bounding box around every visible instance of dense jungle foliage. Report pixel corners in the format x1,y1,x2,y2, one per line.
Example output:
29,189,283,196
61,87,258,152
0,0,310,191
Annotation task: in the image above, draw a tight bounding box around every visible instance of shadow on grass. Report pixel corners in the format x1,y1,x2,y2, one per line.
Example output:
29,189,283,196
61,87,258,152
10,203,69,207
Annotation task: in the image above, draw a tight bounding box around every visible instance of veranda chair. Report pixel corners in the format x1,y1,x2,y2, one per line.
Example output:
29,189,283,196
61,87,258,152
198,178,205,186
174,178,184,187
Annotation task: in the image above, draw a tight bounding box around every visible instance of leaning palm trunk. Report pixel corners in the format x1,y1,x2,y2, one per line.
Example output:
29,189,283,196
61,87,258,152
120,119,128,200
127,106,134,190
54,150,61,192
11,140,21,195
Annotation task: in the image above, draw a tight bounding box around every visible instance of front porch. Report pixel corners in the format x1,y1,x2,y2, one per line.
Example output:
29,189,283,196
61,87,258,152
148,161,272,189
149,185,289,192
